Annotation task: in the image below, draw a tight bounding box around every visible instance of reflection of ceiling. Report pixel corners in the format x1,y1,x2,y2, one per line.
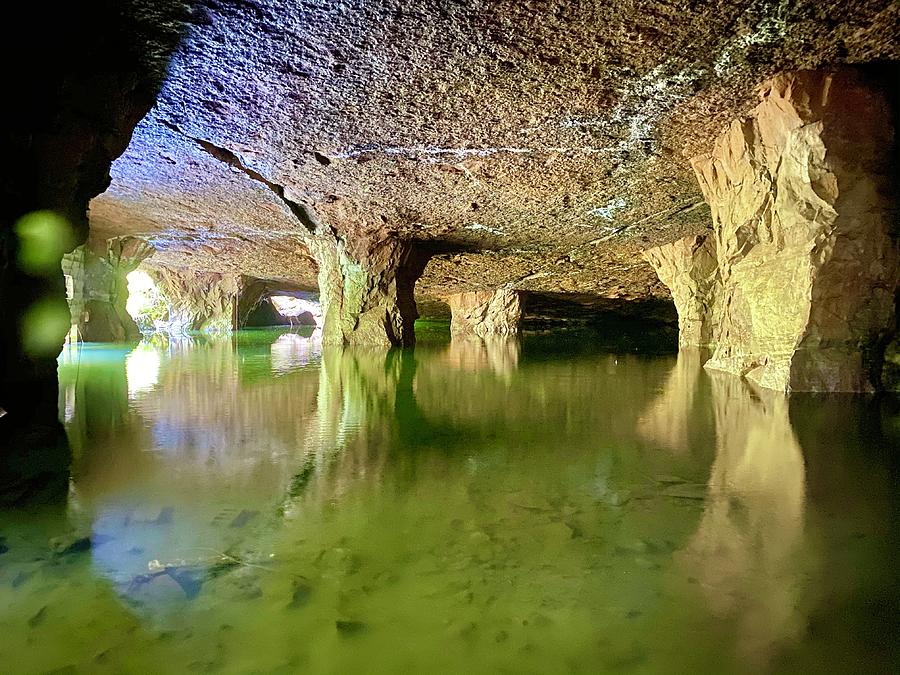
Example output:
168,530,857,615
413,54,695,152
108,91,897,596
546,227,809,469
88,1,900,301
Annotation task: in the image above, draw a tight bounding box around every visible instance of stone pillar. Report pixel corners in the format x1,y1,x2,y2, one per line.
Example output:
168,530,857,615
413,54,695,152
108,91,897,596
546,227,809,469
647,69,899,392
308,234,426,347
149,266,243,333
642,235,719,348
235,276,271,328
65,236,154,341
447,289,523,337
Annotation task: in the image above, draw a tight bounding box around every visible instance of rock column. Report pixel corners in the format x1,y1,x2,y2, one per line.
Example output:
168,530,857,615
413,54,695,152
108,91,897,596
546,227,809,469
308,234,426,347
642,235,719,348
645,69,900,392
148,266,243,333
447,289,523,337
64,237,154,341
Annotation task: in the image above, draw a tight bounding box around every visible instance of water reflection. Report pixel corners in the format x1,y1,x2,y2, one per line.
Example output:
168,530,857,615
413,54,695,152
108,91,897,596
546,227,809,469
681,375,807,667
442,337,521,377
640,351,809,665
638,347,710,454
271,330,321,375
125,343,161,396
0,332,893,673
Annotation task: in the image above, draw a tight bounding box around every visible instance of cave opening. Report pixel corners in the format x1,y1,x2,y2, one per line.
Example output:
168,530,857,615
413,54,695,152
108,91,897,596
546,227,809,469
247,292,322,329
125,269,167,332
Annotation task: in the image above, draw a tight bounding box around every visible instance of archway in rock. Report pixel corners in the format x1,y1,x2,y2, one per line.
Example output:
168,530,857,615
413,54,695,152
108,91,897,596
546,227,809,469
264,294,322,328
125,269,167,332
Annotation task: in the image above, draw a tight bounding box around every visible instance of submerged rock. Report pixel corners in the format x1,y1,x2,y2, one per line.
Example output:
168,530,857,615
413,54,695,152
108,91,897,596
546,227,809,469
335,619,367,636
288,581,312,609
28,605,48,627
50,533,92,556
229,509,258,528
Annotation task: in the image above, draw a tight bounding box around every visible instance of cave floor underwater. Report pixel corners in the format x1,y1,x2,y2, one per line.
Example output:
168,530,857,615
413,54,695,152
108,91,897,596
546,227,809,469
0,325,896,674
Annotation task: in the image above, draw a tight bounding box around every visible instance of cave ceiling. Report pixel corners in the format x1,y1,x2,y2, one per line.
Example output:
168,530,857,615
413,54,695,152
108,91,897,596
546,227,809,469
88,0,900,302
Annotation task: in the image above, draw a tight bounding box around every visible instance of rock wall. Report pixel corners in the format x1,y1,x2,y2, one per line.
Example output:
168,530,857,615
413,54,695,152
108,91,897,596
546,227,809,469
309,233,427,347
642,235,719,348
64,237,154,342
448,289,523,337
0,2,187,502
148,266,242,333
647,68,900,392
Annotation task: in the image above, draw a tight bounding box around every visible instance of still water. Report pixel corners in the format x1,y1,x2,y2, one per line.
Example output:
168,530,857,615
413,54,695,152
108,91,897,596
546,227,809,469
0,326,897,674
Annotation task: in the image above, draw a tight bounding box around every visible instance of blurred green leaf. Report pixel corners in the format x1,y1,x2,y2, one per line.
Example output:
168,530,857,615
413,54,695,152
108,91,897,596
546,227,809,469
15,211,75,275
22,297,71,356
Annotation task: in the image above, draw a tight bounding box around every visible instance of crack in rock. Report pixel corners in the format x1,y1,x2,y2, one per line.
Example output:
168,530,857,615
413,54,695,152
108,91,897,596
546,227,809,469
158,119,322,238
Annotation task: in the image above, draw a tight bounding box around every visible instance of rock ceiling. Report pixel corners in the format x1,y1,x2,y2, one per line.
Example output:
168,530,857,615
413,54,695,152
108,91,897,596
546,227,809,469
89,0,900,305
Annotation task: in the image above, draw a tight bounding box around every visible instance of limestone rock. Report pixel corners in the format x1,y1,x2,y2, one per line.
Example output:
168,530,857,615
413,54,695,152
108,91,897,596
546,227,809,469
448,290,523,338
642,235,719,347
63,237,155,342
648,69,900,392
146,266,243,333
85,1,900,305
309,232,426,347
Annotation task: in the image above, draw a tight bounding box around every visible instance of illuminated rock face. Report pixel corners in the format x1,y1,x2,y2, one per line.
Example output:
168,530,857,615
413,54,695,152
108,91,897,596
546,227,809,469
646,70,900,392
448,289,523,337
642,235,719,348
64,237,155,342
309,234,425,347
148,266,243,333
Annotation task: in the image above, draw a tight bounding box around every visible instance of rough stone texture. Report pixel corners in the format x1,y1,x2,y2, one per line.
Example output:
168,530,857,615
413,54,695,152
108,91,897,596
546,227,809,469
309,233,427,347
148,266,243,333
64,237,155,342
642,235,720,347
448,289,523,337
87,0,900,314
685,69,900,392
0,2,188,502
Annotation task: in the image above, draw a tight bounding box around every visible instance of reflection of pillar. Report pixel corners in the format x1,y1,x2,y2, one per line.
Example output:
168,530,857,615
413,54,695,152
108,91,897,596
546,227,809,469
679,374,806,665
447,289,523,337
280,346,436,516
64,236,154,341
444,337,521,378
637,348,709,453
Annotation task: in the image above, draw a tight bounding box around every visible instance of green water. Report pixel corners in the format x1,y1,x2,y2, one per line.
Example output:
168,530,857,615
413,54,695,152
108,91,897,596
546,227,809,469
1,326,897,674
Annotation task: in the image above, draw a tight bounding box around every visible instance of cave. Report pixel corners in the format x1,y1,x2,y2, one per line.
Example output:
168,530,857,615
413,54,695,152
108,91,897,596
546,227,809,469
1,1,898,672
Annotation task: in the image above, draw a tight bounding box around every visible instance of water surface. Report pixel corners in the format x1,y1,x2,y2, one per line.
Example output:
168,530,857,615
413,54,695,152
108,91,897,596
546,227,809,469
1,326,897,673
